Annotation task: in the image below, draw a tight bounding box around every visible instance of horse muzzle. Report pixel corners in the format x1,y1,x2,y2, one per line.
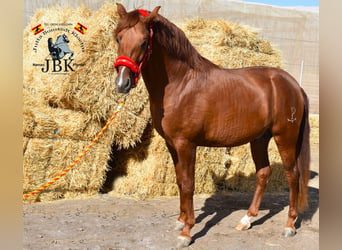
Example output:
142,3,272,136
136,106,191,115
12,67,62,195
115,66,135,94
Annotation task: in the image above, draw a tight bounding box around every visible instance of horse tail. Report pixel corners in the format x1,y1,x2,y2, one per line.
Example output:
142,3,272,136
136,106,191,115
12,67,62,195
296,89,311,212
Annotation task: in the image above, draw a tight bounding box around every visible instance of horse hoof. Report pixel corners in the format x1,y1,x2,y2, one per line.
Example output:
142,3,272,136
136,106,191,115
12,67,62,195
282,227,296,237
176,235,191,248
175,220,185,231
235,214,252,231
235,222,251,231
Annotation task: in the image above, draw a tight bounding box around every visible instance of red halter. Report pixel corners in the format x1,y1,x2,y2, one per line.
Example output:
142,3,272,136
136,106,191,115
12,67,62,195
114,9,154,86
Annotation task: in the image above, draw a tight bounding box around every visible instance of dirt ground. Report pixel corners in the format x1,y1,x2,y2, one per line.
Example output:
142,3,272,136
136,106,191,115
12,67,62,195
23,144,318,250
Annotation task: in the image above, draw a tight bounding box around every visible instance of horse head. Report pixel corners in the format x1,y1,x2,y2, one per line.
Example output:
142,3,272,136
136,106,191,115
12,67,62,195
55,34,69,44
114,3,160,94
61,34,69,43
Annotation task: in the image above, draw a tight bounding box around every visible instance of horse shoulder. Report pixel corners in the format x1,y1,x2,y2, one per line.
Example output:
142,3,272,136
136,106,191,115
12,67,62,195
160,82,206,140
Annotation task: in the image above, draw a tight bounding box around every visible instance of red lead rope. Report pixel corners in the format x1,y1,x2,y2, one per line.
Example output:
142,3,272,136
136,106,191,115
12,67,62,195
114,9,154,86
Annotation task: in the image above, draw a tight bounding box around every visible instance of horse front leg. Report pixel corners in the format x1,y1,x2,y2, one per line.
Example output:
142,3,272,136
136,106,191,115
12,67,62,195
169,139,196,248
236,165,272,230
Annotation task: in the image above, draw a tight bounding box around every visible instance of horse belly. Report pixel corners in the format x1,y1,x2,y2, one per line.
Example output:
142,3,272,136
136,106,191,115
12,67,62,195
200,101,271,147
201,119,268,147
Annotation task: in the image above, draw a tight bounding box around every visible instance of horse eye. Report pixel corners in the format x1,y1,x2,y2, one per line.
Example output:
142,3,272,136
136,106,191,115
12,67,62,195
141,40,147,50
116,37,121,44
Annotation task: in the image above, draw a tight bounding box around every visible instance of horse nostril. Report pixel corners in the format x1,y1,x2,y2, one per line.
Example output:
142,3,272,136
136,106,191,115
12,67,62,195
124,78,131,90
116,76,132,94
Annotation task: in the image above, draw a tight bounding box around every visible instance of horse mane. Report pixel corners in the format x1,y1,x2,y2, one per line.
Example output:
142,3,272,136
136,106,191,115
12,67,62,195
115,10,217,70
153,15,215,69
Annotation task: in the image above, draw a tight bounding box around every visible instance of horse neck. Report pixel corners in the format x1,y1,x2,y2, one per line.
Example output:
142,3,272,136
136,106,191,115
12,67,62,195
141,17,212,100
141,41,170,102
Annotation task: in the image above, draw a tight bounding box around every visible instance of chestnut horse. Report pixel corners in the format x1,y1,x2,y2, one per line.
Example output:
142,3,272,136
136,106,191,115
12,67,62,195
113,4,310,248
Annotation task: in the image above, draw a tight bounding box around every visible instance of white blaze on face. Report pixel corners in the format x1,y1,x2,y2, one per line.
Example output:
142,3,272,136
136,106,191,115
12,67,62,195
115,66,132,93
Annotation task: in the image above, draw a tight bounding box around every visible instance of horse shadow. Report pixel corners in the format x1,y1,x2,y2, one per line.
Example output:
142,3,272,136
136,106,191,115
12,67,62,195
100,123,154,193
191,170,319,243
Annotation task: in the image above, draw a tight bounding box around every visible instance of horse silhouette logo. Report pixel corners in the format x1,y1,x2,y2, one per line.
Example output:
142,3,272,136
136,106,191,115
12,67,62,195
48,34,74,60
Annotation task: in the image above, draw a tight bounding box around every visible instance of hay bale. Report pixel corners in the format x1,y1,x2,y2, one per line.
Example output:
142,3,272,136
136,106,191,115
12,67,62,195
179,18,282,68
23,6,92,96
23,3,150,202
309,115,319,145
40,2,151,148
23,137,108,203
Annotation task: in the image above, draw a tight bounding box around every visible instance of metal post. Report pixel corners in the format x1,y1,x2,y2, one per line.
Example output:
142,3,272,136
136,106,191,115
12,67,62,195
299,60,304,87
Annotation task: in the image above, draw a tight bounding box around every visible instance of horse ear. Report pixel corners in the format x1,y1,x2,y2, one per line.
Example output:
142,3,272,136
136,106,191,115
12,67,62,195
144,6,161,23
116,3,127,18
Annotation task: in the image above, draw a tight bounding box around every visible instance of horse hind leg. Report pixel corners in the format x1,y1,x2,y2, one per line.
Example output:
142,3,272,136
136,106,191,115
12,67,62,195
236,130,272,230
273,132,300,237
